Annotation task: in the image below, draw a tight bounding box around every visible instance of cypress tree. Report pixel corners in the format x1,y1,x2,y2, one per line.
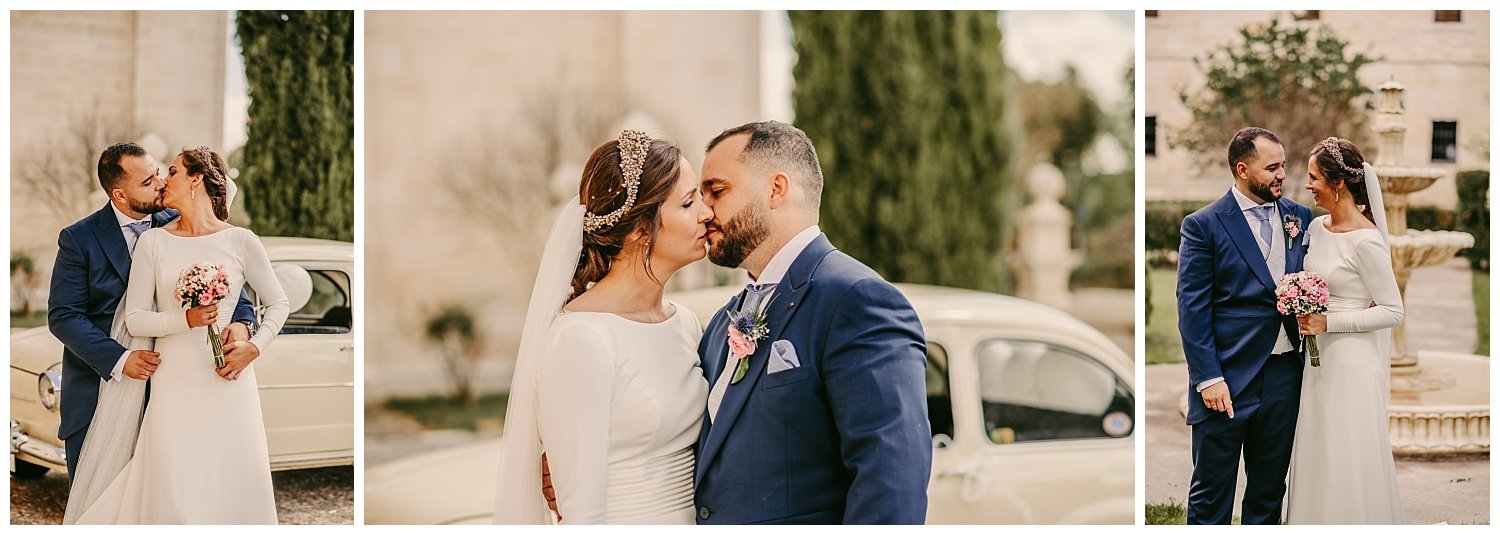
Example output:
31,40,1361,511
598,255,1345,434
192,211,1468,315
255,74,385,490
235,11,354,241
789,11,1014,291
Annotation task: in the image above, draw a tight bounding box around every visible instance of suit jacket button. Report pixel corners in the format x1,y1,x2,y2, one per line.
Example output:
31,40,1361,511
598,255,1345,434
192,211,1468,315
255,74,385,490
698,506,711,520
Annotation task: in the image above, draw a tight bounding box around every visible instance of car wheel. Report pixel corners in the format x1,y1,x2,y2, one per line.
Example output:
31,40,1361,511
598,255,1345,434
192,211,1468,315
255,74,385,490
11,459,50,480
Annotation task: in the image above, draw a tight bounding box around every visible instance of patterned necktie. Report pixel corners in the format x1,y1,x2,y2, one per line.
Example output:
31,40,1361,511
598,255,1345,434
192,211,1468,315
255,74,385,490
1249,205,1274,246
739,283,777,314
708,282,779,422
125,220,151,253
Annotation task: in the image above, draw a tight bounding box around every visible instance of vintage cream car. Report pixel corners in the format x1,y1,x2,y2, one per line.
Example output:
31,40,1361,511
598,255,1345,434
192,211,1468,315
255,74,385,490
10,237,355,479
365,284,1134,524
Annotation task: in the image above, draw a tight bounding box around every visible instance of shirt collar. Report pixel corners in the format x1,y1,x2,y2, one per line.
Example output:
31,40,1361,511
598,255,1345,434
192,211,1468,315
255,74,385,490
1230,185,1276,212
110,202,151,228
750,225,821,285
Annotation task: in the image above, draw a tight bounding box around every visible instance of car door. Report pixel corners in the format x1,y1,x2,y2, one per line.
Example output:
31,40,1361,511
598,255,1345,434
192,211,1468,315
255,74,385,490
249,260,356,467
927,326,1134,524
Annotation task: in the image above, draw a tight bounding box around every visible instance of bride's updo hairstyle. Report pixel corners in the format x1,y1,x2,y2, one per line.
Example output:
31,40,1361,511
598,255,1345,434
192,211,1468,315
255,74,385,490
178,146,232,222
570,130,683,301
1311,137,1375,224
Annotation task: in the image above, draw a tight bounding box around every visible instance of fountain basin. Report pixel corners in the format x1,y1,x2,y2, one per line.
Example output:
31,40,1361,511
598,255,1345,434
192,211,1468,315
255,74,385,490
1390,231,1477,271
1372,167,1446,194
1389,351,1490,458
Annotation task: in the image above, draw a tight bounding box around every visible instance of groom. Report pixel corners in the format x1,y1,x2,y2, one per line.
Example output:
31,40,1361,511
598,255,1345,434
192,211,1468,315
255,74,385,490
692,121,932,524
1177,127,1311,524
47,142,259,484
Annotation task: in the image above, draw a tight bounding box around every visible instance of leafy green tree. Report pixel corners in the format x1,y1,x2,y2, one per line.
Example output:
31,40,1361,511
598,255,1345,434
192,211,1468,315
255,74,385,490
235,11,353,241
1019,66,1104,172
789,11,1015,291
1171,17,1378,189
1017,65,1134,289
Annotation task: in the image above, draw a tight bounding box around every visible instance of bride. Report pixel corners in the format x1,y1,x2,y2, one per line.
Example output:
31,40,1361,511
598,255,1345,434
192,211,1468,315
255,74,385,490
1287,137,1404,524
493,130,714,524
65,146,290,524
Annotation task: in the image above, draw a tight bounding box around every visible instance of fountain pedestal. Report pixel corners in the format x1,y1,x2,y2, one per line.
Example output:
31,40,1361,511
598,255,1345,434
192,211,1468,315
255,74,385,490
1368,80,1487,457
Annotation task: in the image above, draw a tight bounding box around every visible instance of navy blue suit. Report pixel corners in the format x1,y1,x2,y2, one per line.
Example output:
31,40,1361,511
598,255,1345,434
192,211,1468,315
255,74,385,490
1177,191,1310,524
47,204,256,482
693,234,932,524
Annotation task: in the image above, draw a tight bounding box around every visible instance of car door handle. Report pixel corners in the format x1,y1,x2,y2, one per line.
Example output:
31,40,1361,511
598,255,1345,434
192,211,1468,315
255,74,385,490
339,345,354,352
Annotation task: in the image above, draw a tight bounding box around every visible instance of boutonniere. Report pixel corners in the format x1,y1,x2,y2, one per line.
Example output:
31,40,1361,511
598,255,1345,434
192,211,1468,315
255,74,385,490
726,307,771,384
1283,215,1302,249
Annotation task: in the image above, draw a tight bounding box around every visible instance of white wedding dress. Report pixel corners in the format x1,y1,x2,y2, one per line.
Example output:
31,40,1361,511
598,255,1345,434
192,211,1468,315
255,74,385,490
74,227,289,524
532,305,708,524
1286,215,1404,524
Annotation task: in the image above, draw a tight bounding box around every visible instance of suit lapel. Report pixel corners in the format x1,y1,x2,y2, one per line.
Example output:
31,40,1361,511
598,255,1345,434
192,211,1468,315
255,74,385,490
1279,199,1308,271
696,234,834,483
1214,193,1277,292
701,294,743,382
88,205,133,282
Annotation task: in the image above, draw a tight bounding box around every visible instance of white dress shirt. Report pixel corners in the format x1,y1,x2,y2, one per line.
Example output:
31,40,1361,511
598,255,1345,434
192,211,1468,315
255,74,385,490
109,203,152,381
706,225,821,421
1198,188,1295,393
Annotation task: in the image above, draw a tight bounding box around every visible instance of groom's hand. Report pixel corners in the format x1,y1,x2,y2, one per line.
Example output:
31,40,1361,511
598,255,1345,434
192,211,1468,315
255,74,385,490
1201,382,1235,419
122,350,161,380
541,452,561,523
185,303,219,328
222,322,251,346
217,340,260,381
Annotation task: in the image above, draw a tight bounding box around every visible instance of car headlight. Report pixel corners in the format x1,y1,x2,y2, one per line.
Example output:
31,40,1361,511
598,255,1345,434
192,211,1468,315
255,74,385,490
39,364,62,411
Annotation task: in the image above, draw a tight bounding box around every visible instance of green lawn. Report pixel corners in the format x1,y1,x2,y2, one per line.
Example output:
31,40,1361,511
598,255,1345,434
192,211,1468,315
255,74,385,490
10,311,46,329
1149,267,1490,361
1146,501,1242,525
1474,270,1489,356
1144,501,1187,525
384,393,508,432
1146,268,1185,364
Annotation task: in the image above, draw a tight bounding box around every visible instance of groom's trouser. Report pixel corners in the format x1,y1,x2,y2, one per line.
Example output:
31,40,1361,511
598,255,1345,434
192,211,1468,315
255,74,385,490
1187,350,1303,525
64,429,85,487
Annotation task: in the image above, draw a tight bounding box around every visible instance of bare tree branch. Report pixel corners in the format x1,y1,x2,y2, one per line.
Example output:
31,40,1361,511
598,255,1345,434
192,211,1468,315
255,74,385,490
14,105,142,221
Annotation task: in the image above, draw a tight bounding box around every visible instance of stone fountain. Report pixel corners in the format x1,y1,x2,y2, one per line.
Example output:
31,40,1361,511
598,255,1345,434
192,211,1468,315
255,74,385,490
1371,80,1488,457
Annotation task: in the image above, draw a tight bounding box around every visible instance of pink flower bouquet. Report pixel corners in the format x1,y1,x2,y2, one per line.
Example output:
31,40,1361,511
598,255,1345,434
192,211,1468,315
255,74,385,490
176,262,231,368
1275,271,1329,366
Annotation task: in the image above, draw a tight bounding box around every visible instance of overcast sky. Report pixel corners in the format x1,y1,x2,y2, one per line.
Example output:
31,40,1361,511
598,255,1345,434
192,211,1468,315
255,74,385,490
1001,11,1134,106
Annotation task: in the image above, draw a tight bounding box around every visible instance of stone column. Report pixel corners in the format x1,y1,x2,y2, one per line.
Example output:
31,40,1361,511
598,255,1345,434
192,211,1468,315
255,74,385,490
1014,161,1081,310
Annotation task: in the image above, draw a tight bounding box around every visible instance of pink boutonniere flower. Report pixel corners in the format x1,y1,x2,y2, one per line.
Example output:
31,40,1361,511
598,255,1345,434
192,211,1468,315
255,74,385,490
1283,215,1301,249
726,307,771,384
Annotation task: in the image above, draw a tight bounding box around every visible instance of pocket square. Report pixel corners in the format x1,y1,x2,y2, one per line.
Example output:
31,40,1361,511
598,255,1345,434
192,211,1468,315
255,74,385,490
768,339,801,374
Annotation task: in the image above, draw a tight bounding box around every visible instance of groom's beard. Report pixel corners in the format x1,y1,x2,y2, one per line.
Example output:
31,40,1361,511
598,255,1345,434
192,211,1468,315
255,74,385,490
127,197,166,215
708,202,769,268
1249,179,1281,203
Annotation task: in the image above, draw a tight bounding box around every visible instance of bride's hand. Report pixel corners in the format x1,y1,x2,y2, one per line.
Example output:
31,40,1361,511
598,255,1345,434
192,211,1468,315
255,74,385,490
1297,313,1327,335
185,303,218,328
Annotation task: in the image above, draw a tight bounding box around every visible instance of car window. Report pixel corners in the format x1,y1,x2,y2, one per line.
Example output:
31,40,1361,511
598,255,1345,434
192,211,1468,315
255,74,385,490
975,339,1133,444
248,268,352,335
925,342,953,440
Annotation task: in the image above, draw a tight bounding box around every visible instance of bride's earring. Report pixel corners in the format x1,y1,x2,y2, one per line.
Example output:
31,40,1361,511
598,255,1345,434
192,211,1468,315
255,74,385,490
192,186,197,201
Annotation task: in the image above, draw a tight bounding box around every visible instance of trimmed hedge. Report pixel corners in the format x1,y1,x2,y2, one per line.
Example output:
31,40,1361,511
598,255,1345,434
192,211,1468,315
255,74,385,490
1405,206,1456,231
1145,201,1203,254
1456,170,1489,271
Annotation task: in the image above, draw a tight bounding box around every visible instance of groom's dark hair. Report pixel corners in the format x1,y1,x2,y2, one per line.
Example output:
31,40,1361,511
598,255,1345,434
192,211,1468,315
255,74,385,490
707,121,824,208
1227,127,1281,178
98,142,149,192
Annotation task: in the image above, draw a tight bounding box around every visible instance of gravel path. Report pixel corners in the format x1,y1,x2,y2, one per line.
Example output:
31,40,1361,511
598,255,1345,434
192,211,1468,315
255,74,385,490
10,465,353,524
